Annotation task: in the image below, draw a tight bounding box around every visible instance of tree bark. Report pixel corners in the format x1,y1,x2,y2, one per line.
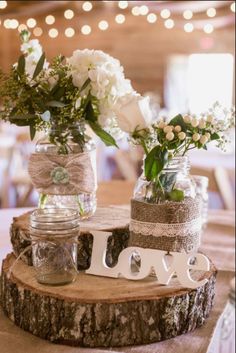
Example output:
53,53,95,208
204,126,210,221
10,207,130,270
1,253,217,348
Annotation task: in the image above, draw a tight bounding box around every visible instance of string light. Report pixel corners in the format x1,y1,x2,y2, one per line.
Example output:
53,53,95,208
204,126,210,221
0,1,7,9
183,10,193,20
118,1,128,9
4,19,19,29
164,19,174,29
64,9,74,19
147,13,157,23
45,15,55,25
207,8,216,17
98,20,109,30
3,19,10,28
204,24,214,34
139,5,149,15
82,1,93,12
65,27,75,37
131,6,140,16
48,28,58,38
115,14,126,24
161,9,171,19
18,24,27,32
33,27,43,37
231,2,235,12
184,23,194,32
81,25,91,35
27,18,36,28
10,19,18,29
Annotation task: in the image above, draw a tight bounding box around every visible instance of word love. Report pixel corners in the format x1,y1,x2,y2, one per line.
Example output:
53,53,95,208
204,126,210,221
85,231,210,289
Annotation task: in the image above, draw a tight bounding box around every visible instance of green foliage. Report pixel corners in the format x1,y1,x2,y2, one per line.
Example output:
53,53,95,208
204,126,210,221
144,145,168,181
0,41,118,152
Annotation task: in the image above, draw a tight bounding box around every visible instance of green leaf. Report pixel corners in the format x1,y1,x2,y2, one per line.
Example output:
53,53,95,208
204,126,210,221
88,121,118,147
17,55,25,76
144,146,168,181
32,52,45,80
79,78,91,93
46,101,66,108
169,114,186,131
29,124,36,140
211,132,220,140
168,189,184,202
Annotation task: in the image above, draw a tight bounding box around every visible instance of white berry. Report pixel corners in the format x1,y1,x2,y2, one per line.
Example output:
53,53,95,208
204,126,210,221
192,133,200,142
178,132,186,140
166,132,175,141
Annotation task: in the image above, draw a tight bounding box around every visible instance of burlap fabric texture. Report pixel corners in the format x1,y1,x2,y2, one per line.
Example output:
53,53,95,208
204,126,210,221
28,152,96,195
129,197,202,253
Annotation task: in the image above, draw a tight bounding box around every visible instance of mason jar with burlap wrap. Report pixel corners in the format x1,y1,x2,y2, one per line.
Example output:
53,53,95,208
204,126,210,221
130,156,202,253
28,123,97,219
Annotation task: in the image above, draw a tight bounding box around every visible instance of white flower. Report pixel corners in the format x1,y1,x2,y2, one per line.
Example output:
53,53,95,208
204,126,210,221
166,132,175,141
174,125,181,133
178,132,186,140
191,118,199,128
113,94,153,133
205,132,211,139
200,135,208,145
192,133,200,142
67,49,134,129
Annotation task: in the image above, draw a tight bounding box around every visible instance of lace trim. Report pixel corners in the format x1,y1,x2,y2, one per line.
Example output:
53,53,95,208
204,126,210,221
129,218,202,238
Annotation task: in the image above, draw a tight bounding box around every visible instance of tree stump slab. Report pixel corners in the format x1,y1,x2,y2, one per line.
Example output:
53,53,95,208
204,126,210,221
1,253,217,348
10,207,130,270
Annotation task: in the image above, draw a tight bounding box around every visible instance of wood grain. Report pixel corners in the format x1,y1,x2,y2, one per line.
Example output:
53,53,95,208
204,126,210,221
1,253,217,347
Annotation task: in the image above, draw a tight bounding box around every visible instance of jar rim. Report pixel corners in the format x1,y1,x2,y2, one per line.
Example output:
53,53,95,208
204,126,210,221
30,208,79,231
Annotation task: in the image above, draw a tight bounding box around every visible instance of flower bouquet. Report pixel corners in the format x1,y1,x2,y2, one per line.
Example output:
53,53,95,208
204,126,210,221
129,104,235,253
0,31,152,216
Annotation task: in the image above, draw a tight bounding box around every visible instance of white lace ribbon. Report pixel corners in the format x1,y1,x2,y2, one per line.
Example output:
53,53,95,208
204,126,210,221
129,217,202,238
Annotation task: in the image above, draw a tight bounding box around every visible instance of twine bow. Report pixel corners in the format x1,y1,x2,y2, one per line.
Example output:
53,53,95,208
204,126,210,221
28,152,96,195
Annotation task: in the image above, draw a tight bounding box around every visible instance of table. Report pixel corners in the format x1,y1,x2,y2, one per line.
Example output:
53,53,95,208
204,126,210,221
0,205,235,353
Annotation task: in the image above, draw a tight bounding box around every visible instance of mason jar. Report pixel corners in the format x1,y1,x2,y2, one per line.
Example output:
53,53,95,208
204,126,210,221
30,208,79,285
134,156,196,203
130,156,201,254
192,175,209,229
32,123,97,219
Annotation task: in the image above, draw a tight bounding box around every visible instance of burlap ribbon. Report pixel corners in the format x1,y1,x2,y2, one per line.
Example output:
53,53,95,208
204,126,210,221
129,198,202,253
28,152,96,195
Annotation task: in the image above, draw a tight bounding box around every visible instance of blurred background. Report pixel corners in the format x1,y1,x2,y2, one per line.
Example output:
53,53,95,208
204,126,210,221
0,0,235,209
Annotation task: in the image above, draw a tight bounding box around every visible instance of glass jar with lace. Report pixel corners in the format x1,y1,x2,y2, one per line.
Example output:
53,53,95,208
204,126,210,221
130,156,202,254
28,123,97,219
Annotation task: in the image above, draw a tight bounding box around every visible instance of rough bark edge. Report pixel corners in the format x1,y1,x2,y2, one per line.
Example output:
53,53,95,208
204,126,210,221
1,256,217,348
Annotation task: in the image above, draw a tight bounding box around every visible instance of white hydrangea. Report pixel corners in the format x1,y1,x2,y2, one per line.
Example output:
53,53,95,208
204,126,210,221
67,49,134,129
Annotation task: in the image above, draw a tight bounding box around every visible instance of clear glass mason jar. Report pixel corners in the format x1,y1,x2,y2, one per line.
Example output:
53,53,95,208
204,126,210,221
30,208,79,285
192,175,209,229
35,124,97,219
134,156,196,203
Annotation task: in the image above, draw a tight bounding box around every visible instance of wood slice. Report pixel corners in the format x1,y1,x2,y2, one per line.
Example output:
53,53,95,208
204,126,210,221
10,207,130,270
1,253,216,348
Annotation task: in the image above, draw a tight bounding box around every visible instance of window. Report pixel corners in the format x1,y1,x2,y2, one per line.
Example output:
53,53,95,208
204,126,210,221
165,53,234,114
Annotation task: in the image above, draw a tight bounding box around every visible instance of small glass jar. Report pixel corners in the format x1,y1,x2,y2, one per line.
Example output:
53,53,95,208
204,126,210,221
30,208,79,286
192,175,209,229
134,156,196,203
35,123,97,219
